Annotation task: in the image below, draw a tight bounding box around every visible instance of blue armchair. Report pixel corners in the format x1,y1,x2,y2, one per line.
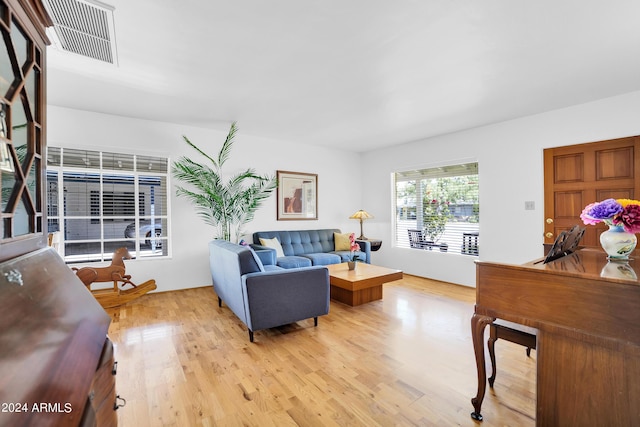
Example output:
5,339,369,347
209,239,330,342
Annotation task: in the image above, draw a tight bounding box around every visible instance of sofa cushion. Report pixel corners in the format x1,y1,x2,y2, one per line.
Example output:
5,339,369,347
277,256,313,269
259,237,285,257
302,253,342,266
334,232,352,251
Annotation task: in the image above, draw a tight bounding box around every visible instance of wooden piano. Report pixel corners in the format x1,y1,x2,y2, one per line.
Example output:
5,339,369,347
471,248,640,426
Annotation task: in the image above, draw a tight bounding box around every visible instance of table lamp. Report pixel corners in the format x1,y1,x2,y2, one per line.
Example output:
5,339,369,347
349,209,373,240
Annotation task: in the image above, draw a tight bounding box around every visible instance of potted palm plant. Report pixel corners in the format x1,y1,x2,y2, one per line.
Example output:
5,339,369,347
172,122,277,242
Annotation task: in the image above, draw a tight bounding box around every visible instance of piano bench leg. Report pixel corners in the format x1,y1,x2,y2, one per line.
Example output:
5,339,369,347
488,322,537,388
488,332,497,388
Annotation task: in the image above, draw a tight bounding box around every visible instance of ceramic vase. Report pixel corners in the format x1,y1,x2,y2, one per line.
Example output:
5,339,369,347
347,261,356,270
599,224,637,260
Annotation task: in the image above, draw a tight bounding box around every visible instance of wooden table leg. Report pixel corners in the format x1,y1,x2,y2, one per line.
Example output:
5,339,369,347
470,312,495,421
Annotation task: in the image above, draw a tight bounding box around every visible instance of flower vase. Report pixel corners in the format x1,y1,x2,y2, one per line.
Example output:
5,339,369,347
599,224,637,260
347,261,356,270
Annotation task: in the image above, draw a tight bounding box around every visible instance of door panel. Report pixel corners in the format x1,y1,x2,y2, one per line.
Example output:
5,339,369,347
596,147,633,180
544,136,640,249
554,154,584,183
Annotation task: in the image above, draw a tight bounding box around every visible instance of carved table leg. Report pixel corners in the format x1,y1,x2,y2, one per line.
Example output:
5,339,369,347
470,312,495,421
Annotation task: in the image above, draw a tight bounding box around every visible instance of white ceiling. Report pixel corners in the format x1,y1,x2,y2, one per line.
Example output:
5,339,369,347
46,0,640,152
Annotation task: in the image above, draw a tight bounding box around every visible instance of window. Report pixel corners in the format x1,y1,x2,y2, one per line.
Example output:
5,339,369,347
46,147,170,263
394,162,479,255
90,189,144,221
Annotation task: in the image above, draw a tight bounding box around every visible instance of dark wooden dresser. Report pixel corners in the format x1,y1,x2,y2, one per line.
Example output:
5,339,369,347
0,248,118,426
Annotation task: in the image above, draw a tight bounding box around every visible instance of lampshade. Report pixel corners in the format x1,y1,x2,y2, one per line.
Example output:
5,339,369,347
349,210,373,240
349,210,373,221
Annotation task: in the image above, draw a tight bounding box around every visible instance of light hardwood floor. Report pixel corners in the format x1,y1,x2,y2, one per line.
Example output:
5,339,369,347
106,275,535,426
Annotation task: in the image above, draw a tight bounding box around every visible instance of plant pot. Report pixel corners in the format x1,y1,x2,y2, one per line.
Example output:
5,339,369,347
347,261,356,270
439,243,448,252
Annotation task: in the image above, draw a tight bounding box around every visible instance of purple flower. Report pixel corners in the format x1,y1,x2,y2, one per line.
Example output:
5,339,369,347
580,202,601,225
615,204,640,233
586,198,622,220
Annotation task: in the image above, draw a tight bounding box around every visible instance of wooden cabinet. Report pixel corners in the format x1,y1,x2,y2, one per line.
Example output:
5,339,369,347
0,3,121,425
0,248,118,426
0,0,51,262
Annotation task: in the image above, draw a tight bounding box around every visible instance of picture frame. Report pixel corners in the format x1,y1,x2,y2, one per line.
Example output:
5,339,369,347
277,170,318,220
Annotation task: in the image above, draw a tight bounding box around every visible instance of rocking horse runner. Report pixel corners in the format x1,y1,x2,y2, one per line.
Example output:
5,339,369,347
72,247,157,309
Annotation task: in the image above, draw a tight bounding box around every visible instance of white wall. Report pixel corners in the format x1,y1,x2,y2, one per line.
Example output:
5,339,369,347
361,90,640,287
47,106,363,292
50,90,640,291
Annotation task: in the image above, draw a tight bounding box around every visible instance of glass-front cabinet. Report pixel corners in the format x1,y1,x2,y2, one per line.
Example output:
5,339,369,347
0,0,50,261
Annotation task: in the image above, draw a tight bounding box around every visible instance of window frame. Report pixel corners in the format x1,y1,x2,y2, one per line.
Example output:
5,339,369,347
46,147,171,263
393,161,479,256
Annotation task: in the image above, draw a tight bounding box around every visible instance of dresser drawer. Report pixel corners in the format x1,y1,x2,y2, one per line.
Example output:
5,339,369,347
82,337,119,426
94,383,117,426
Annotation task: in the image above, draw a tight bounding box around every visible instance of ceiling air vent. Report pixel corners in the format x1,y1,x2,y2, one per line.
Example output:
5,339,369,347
42,0,117,64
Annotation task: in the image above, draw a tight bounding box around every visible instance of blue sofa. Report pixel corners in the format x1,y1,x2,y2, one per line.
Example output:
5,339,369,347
209,239,330,342
251,229,371,269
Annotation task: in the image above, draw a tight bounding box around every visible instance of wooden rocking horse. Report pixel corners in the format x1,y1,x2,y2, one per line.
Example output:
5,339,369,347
73,247,157,309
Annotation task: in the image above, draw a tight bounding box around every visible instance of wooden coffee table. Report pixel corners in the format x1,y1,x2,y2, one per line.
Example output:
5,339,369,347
326,262,403,306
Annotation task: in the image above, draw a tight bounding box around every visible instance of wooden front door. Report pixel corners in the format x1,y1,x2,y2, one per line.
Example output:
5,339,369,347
543,136,640,248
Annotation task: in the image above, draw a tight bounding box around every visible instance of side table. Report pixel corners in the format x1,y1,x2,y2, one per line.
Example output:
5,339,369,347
365,239,382,251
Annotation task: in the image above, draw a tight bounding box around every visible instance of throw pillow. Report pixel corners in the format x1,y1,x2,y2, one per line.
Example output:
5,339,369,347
259,237,285,257
334,232,352,251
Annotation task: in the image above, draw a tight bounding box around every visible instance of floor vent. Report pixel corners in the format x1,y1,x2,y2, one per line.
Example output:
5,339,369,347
42,0,117,64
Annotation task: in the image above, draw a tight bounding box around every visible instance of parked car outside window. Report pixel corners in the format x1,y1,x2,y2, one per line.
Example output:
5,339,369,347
124,220,162,247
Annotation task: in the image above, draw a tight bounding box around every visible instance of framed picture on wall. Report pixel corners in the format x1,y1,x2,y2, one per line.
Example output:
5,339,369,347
277,170,318,220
